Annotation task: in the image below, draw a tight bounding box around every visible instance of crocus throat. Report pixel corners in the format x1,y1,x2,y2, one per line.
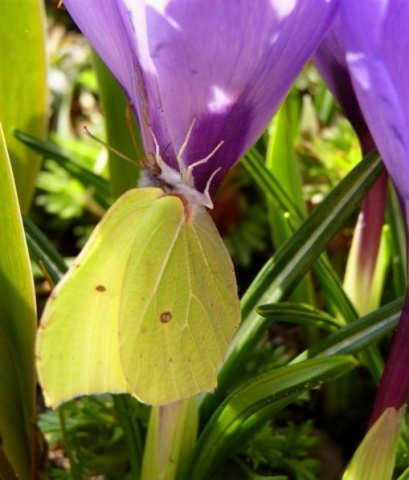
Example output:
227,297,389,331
139,118,224,209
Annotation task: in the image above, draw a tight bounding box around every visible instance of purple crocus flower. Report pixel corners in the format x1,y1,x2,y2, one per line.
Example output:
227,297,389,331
313,16,388,316
329,0,409,425
63,0,339,207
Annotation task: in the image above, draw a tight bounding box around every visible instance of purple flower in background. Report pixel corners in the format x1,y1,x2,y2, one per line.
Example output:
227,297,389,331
329,0,409,425
63,0,339,206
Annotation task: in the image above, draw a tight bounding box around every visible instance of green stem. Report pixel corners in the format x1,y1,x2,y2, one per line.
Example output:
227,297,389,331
141,398,198,480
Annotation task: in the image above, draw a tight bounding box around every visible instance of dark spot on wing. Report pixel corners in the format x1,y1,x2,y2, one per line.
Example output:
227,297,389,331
160,311,172,323
95,285,106,292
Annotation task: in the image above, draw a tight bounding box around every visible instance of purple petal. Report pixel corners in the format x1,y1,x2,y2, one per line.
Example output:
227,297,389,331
341,0,409,220
142,0,340,194
64,0,339,197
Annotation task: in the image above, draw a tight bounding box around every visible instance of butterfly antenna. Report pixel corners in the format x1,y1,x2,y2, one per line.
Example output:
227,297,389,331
177,117,197,176
82,126,138,166
186,140,224,185
202,166,222,209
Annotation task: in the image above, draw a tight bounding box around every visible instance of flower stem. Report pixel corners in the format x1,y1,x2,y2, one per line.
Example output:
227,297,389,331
141,398,198,480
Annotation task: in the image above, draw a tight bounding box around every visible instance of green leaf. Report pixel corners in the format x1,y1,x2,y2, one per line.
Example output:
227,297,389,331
257,303,341,330
265,103,314,306
0,123,37,479
293,297,403,362
183,356,356,479
0,0,47,212
23,215,68,285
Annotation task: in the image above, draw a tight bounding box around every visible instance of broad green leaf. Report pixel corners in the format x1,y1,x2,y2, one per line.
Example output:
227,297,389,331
0,124,37,479
200,151,382,421
0,0,47,212
266,103,314,306
183,356,356,479
91,51,140,198
37,188,240,406
266,103,306,244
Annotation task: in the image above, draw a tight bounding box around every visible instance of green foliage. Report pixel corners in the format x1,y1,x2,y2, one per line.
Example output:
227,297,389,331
36,159,88,220
239,421,321,480
38,396,149,479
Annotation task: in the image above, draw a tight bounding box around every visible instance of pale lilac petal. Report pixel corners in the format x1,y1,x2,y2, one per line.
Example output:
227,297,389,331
64,0,136,105
63,0,163,152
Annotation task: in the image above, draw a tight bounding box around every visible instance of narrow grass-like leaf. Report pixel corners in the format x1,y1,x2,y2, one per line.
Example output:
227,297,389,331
14,130,111,209
293,297,402,362
0,0,47,212
23,215,68,285
257,303,341,330
241,151,382,319
0,124,37,479
200,151,382,421
386,187,406,298
247,145,383,381
184,356,356,479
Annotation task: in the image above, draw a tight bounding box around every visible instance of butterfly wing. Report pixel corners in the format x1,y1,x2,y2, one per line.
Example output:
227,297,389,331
36,187,163,407
119,194,240,405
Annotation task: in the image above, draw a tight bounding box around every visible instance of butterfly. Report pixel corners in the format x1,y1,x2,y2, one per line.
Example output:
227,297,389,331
36,119,240,406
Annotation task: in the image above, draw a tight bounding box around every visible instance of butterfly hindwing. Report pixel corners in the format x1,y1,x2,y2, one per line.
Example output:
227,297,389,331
119,195,240,404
